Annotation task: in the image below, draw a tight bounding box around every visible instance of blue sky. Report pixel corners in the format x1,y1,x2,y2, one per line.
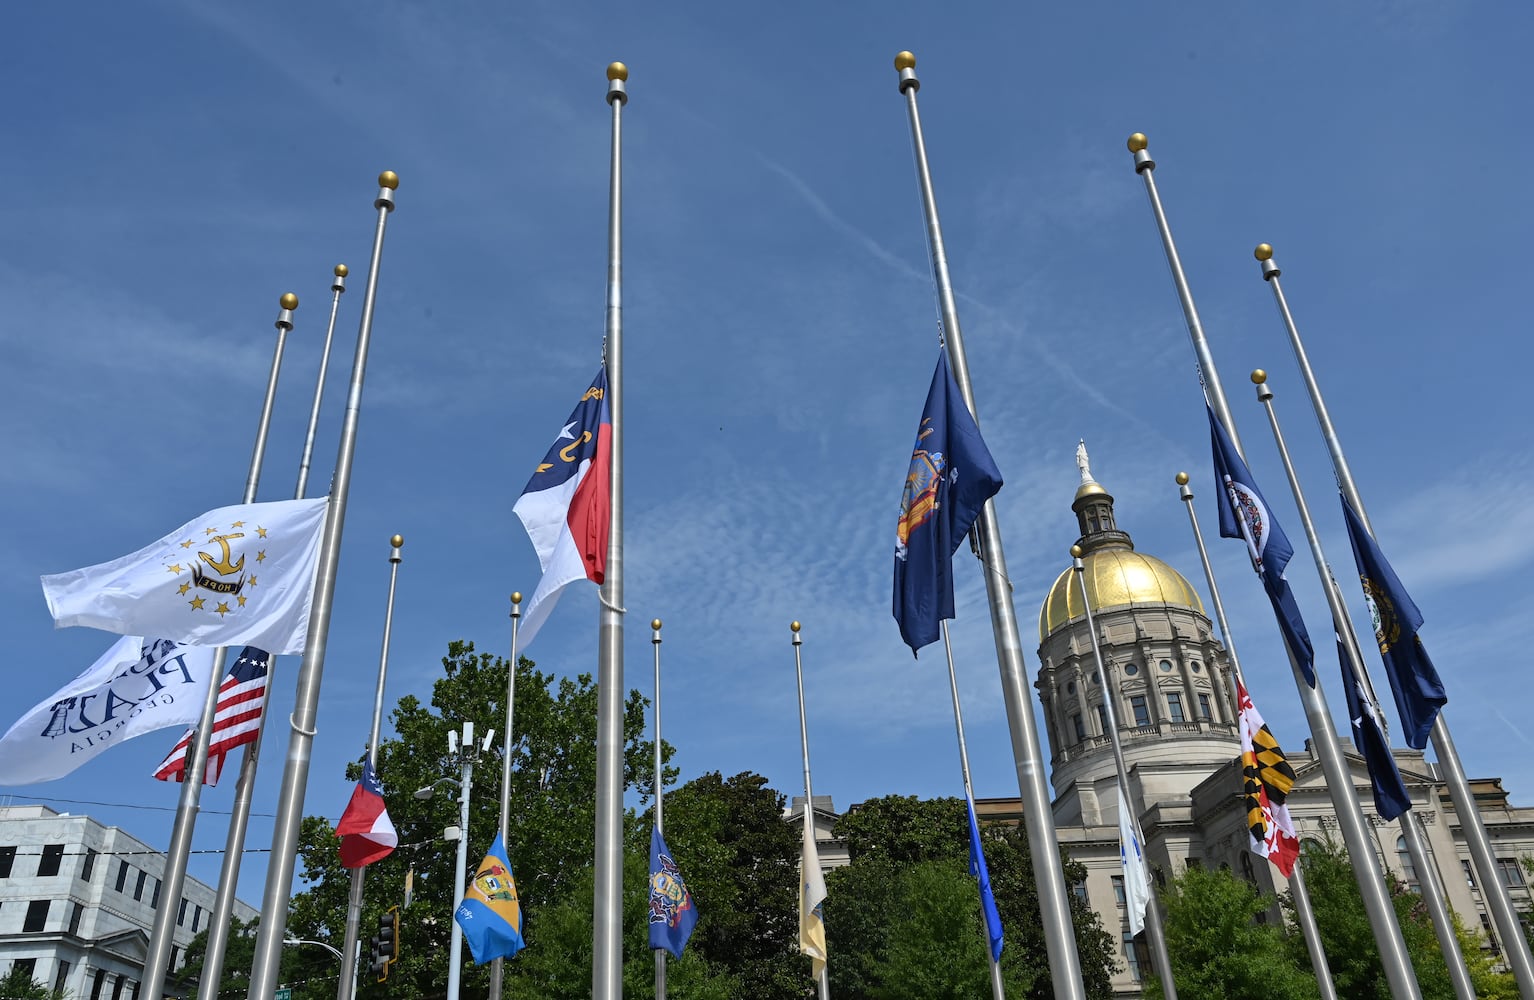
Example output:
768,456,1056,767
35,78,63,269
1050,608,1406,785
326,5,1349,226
3,2,1532,908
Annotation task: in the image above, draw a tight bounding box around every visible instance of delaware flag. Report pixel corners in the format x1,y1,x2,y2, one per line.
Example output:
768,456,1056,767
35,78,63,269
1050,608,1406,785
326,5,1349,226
1117,788,1152,937
799,816,829,979
1341,496,1447,749
1208,407,1316,686
648,828,699,958
41,496,328,656
966,795,1004,962
1236,681,1300,876
336,758,397,868
1337,633,1411,820
893,351,1003,654
455,832,525,963
512,369,611,650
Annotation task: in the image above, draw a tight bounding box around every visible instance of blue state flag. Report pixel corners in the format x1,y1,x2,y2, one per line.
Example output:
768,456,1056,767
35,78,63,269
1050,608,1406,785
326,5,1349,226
1341,496,1447,749
454,832,525,963
893,351,1004,654
1336,633,1412,820
648,827,699,958
966,796,1004,963
1208,407,1316,686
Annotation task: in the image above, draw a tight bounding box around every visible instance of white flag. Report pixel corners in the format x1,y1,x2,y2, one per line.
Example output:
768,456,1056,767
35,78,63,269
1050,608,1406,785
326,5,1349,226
0,637,218,784
799,812,829,979
1118,787,1152,937
42,497,327,656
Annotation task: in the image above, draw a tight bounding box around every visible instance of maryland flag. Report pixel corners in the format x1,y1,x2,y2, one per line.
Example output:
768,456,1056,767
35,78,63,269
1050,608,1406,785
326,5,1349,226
1237,680,1300,876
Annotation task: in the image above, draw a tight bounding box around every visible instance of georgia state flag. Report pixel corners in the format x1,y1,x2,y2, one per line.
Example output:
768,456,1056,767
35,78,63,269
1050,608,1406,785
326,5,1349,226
336,757,398,868
513,368,611,649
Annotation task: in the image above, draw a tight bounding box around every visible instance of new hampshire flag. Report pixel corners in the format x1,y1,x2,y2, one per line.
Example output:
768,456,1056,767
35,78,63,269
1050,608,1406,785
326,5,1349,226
454,833,525,963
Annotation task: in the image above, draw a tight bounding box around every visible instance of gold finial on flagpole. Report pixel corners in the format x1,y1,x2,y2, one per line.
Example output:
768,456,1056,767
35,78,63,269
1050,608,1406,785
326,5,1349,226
1175,471,1190,485
390,534,404,548
607,62,629,81
1070,544,1083,558
1251,369,1268,384
335,264,349,277
790,620,801,632
894,51,919,92
378,171,399,190
511,591,522,605
894,51,916,70
280,293,299,310
1127,132,1148,152
1255,243,1274,261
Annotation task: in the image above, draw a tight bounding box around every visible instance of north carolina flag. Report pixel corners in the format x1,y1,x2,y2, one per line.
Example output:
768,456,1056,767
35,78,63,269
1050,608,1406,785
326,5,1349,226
336,757,397,868
512,368,611,649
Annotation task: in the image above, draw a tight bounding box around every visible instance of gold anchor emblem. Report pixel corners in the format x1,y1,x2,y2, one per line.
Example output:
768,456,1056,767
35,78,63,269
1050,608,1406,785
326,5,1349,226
198,533,246,576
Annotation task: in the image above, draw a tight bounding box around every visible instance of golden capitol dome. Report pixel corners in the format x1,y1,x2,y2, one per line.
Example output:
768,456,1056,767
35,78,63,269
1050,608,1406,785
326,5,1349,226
1039,549,1205,640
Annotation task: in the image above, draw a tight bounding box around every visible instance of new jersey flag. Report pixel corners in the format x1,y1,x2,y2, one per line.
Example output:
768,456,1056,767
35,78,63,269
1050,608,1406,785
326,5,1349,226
1117,788,1152,938
336,758,397,868
1342,496,1447,749
1209,407,1316,686
0,637,217,784
893,351,1004,654
1337,633,1411,820
799,815,829,979
455,832,525,963
1237,681,1300,876
648,827,699,958
42,496,328,656
153,646,270,785
512,369,611,650
966,795,1004,962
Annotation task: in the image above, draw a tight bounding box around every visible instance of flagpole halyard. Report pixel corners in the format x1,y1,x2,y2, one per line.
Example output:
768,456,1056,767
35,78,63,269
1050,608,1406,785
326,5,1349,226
1256,244,1520,996
791,621,832,1000
895,51,1086,1000
488,591,523,1000
592,59,628,1000
141,290,298,1000
1175,473,1338,1000
248,171,399,1000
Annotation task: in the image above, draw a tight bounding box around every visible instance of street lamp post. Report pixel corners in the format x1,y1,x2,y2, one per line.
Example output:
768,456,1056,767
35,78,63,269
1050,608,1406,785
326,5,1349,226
416,721,492,1000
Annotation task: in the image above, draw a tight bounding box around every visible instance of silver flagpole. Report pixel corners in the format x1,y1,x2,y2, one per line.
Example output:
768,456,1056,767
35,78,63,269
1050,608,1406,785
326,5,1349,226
938,622,1005,1000
248,171,400,1000
592,61,628,1000
652,618,667,1000
893,52,1085,1000
201,262,351,1000
1069,553,1179,1000
1255,244,1519,997
335,534,405,1000
1126,133,1420,1000
141,291,297,1000
1253,373,1473,995
488,592,523,1000
1176,473,1337,1000
791,622,831,1000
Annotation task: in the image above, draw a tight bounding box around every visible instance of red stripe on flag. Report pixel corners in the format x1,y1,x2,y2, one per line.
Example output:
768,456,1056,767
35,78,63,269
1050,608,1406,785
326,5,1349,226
566,422,611,584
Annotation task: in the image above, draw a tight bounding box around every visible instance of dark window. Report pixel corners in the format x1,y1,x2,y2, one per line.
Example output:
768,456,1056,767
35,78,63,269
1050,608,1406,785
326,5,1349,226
69,901,84,935
1397,837,1417,888
1096,704,1109,733
54,961,70,994
82,848,98,882
168,947,178,973
91,969,106,1000
1123,931,1141,981
1166,693,1186,724
1071,714,1086,742
1197,693,1213,721
23,900,49,932
1482,912,1501,955
1498,858,1525,889
1070,878,1088,905
115,861,129,892
1111,874,1126,905
1130,696,1150,728
0,846,16,878
134,870,147,902
178,899,188,926
151,878,160,909
13,959,36,979
38,844,64,877
110,974,125,1000
1464,860,1477,889
192,905,202,933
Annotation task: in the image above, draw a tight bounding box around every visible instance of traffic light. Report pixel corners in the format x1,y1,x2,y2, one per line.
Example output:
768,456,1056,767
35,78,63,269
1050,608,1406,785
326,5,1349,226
377,907,400,980
367,934,387,981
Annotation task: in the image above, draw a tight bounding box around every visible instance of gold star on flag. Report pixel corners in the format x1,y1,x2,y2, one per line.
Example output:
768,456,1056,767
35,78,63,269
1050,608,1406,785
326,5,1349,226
230,520,245,527
189,596,206,610
180,539,194,549
237,595,247,607
204,527,218,536
248,575,258,587
166,564,182,574
178,583,191,595
215,602,231,617
256,526,268,538
256,550,267,563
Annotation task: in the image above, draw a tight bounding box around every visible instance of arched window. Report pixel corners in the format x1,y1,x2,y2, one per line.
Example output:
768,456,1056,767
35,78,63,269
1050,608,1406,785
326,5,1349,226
1397,836,1417,889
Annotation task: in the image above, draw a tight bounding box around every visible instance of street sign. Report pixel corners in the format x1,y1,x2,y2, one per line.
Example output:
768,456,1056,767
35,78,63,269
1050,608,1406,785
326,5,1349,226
274,988,291,1000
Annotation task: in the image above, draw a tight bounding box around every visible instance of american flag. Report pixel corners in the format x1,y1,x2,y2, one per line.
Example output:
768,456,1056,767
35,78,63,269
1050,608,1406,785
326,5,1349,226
152,646,270,785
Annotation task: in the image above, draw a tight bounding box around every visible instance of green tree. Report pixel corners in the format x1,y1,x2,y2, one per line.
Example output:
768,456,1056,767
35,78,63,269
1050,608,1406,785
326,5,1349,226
179,916,332,1000
0,966,66,1000
1149,864,1317,1000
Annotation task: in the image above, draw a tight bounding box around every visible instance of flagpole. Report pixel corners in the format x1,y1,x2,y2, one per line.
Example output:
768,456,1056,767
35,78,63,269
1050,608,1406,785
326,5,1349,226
791,622,831,1000
332,534,405,1000
894,52,1085,1000
488,592,523,1000
248,171,400,1000
1175,473,1337,1000
591,61,628,1000
1126,134,1420,1000
652,618,667,1000
1254,245,1523,996
141,291,297,1000
201,262,351,1000
1070,553,1179,1000
938,622,1005,1000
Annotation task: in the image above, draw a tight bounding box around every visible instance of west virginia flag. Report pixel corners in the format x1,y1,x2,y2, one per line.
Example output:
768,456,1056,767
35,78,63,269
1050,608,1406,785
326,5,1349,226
1237,681,1300,876
454,832,525,963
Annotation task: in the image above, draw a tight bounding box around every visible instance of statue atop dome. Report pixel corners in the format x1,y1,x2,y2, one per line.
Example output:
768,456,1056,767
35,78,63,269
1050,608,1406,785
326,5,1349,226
1076,439,1094,485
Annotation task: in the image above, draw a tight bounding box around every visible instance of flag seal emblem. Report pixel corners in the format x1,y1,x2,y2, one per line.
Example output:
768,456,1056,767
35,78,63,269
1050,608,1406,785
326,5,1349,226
474,862,517,903
1222,483,1269,570
895,419,946,562
1359,578,1401,652
167,522,270,616
648,850,693,930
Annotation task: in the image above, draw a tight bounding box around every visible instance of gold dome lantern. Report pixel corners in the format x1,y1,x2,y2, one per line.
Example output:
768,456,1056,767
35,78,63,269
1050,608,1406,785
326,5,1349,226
1039,549,1204,640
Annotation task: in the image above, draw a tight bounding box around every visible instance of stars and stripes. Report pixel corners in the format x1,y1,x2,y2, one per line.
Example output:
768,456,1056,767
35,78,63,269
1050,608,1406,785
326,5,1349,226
152,647,270,785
